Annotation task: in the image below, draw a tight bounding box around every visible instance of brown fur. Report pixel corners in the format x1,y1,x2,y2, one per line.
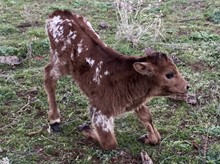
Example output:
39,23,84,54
44,10,189,150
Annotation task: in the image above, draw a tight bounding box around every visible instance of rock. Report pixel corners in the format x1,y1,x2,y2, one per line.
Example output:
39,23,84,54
99,21,109,29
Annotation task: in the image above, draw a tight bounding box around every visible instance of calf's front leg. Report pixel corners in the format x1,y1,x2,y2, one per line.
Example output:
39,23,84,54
135,105,161,145
80,107,117,150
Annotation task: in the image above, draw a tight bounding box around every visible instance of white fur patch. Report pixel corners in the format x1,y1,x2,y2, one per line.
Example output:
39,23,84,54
93,61,103,85
61,45,66,51
65,19,74,27
50,66,61,80
77,40,83,55
50,51,63,79
47,16,64,43
49,118,61,125
86,58,95,67
104,71,110,75
67,31,77,40
52,51,60,64
67,39,71,45
91,108,114,132
71,52,74,60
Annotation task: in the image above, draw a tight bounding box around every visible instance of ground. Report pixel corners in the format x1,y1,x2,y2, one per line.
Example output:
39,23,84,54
0,0,220,163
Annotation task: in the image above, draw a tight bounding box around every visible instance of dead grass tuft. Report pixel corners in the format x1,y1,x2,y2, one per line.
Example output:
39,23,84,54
115,0,164,46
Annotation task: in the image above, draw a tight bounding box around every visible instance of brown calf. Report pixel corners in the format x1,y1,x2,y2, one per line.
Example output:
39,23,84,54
44,10,189,150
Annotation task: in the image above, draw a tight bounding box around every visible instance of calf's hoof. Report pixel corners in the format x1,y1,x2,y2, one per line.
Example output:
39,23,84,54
138,134,160,145
50,122,61,132
78,124,91,132
78,124,93,138
138,134,148,143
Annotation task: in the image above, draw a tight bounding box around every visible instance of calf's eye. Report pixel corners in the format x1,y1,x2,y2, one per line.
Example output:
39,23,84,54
166,72,174,79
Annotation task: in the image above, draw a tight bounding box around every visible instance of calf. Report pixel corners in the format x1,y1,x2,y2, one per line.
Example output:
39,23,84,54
44,10,189,150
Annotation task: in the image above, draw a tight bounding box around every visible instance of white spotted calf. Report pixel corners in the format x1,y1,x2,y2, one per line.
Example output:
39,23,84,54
44,10,189,150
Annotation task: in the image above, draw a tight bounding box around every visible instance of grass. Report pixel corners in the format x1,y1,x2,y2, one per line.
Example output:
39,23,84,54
0,0,220,163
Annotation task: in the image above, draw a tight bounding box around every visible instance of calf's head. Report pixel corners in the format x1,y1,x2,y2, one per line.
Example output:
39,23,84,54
133,51,189,96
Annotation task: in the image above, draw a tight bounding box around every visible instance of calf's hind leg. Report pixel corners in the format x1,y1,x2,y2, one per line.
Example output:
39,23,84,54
80,107,117,150
44,62,69,132
135,105,161,145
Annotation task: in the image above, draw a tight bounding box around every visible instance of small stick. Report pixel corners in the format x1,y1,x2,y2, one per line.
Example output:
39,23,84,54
203,132,209,163
26,125,48,136
17,96,31,113
40,135,58,144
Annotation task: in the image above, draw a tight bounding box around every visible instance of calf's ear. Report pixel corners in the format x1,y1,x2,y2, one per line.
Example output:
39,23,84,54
133,62,154,76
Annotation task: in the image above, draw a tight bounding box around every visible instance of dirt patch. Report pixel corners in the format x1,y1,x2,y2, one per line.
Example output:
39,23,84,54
190,61,207,72
110,151,140,164
74,138,141,163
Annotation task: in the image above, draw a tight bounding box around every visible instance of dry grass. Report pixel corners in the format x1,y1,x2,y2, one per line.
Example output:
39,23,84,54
115,0,164,46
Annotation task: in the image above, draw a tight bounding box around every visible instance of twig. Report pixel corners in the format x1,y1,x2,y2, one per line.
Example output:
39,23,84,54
179,18,203,23
26,124,48,136
40,135,59,144
160,155,175,164
159,131,177,151
17,96,31,114
203,130,209,163
0,116,21,130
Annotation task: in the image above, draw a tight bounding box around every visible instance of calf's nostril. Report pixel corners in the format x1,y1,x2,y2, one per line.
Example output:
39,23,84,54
186,85,190,90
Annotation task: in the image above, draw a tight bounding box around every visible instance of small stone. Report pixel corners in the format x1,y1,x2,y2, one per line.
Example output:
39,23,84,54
99,21,109,29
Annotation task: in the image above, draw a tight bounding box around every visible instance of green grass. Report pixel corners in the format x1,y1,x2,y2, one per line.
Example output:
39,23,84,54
0,0,220,163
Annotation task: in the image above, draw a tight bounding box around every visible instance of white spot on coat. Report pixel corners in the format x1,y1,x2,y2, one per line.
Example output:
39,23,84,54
104,71,110,75
50,51,66,79
71,52,74,60
91,108,114,132
77,40,83,55
47,16,64,43
93,61,103,85
50,65,61,80
86,58,95,67
61,45,66,51
67,39,71,45
67,31,77,40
